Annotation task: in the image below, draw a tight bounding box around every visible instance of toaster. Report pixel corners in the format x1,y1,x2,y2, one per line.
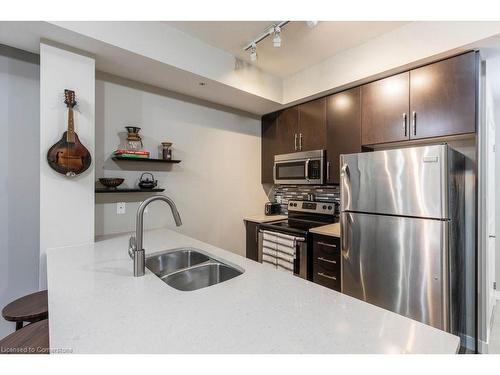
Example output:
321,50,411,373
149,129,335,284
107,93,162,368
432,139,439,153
264,202,281,216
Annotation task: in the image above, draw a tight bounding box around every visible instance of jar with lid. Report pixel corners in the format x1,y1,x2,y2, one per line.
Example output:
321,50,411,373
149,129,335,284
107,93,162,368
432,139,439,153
125,126,143,151
161,142,173,160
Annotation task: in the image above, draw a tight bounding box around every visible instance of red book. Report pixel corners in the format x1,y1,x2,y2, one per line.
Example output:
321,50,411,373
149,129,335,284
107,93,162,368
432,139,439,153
113,149,150,156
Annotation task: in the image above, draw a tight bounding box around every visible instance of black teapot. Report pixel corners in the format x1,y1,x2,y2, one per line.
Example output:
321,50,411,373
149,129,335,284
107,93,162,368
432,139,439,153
138,172,157,190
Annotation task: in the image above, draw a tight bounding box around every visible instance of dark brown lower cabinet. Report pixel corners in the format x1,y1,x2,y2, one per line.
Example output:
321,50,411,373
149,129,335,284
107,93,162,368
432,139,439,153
245,220,260,261
312,234,341,291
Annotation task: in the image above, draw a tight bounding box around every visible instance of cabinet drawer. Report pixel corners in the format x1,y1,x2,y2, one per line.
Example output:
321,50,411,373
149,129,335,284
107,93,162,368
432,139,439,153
313,254,339,272
313,236,340,259
313,267,340,291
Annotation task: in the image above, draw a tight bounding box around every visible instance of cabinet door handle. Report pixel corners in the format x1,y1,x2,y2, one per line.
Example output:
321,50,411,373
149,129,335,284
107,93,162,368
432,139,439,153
299,133,303,150
412,111,417,136
402,113,407,136
318,256,337,264
318,272,337,281
317,241,337,248
326,161,331,183
294,133,298,151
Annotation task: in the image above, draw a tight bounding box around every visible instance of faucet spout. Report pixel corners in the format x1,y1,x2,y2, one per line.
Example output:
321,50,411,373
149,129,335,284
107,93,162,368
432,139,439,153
130,195,182,277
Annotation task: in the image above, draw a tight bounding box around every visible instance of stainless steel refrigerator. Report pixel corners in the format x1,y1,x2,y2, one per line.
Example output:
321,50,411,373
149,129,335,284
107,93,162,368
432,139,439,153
340,144,466,336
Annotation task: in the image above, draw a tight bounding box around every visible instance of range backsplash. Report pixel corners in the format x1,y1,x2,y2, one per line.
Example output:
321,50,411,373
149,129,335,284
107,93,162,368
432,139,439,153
272,185,340,214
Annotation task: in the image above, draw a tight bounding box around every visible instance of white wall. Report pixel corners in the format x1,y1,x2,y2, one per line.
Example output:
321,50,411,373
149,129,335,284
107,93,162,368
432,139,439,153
496,102,500,292
477,62,497,351
95,76,267,256
485,77,496,310
284,22,500,103
39,43,95,288
0,45,39,337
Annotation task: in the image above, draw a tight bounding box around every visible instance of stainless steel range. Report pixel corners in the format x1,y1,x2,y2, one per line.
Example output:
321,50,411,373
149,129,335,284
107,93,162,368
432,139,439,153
258,200,338,280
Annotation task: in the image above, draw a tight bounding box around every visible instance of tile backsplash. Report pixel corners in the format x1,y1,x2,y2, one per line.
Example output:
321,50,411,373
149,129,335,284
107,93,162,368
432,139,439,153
271,185,340,214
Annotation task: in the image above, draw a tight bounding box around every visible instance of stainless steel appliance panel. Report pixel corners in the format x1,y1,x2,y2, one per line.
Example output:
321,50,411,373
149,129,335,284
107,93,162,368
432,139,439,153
274,149,325,185
341,212,448,330
340,145,447,219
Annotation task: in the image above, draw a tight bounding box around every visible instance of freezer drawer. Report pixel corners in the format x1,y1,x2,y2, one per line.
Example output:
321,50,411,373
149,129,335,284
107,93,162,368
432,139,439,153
340,145,448,218
341,212,449,330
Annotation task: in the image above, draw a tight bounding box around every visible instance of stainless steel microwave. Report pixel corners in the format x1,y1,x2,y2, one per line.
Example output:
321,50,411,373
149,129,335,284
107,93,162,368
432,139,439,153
273,150,325,185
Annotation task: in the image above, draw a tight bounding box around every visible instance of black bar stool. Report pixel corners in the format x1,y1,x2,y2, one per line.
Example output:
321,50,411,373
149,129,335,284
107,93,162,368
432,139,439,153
2,290,48,331
0,319,49,354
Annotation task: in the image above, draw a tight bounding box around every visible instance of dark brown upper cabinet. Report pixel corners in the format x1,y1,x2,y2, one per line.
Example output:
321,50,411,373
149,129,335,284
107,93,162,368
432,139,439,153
276,106,299,154
361,52,477,146
409,51,476,139
261,107,299,183
262,52,477,183
261,112,279,183
361,72,410,145
298,97,327,151
326,87,362,184
261,100,325,183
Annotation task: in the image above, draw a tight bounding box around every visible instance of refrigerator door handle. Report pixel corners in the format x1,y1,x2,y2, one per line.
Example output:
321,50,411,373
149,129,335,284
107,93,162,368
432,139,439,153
340,213,351,257
340,163,349,178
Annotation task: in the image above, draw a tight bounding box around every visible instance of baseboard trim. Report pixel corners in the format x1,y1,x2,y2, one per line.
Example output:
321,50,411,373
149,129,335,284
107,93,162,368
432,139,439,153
478,339,489,354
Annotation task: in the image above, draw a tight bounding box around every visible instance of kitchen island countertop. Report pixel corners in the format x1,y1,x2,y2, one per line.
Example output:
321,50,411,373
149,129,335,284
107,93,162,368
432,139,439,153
46,228,459,354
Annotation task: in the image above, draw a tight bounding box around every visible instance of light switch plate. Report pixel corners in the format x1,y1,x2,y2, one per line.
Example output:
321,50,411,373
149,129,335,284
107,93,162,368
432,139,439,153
117,202,126,215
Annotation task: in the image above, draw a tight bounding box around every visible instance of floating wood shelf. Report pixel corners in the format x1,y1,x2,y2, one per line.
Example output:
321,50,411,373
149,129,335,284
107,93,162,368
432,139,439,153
112,156,181,163
95,188,165,193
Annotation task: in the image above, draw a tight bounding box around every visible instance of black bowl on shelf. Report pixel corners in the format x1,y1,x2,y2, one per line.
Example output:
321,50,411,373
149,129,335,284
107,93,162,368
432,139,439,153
99,178,125,188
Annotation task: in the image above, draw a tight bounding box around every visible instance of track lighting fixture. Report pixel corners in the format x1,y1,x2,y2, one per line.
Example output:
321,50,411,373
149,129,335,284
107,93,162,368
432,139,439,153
244,21,289,62
250,43,257,62
272,26,281,48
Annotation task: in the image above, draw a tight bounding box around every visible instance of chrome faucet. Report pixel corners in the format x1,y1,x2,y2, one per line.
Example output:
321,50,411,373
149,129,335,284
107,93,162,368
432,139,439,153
128,195,182,276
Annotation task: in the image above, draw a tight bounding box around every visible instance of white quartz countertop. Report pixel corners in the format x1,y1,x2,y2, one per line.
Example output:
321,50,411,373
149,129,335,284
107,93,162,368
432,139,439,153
46,228,459,354
244,214,287,223
309,223,341,237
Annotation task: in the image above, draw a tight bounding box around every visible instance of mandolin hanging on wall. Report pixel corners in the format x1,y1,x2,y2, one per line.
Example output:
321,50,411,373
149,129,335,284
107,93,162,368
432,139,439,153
47,90,91,177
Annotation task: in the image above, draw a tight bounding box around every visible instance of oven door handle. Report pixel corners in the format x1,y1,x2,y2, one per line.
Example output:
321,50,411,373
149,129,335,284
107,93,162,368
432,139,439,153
305,158,310,181
273,163,277,183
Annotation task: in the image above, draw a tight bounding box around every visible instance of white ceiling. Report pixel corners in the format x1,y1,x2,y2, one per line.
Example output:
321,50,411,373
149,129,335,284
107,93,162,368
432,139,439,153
166,21,410,77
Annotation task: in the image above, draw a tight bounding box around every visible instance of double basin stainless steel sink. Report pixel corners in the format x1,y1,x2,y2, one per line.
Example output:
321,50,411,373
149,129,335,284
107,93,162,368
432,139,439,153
145,248,244,291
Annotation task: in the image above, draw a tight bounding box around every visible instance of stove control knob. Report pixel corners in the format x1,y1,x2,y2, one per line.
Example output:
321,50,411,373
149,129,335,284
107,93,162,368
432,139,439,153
328,205,332,210
322,205,327,209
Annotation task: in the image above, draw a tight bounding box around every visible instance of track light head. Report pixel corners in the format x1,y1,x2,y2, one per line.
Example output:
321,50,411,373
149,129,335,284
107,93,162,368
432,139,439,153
250,43,257,62
273,26,282,48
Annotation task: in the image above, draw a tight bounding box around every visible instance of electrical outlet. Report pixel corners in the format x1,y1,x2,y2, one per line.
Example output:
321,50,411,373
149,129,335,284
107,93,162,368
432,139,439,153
117,202,126,215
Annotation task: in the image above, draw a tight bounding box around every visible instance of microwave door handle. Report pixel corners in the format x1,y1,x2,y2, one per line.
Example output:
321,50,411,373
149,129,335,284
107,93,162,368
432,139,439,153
273,164,277,182
305,159,310,181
